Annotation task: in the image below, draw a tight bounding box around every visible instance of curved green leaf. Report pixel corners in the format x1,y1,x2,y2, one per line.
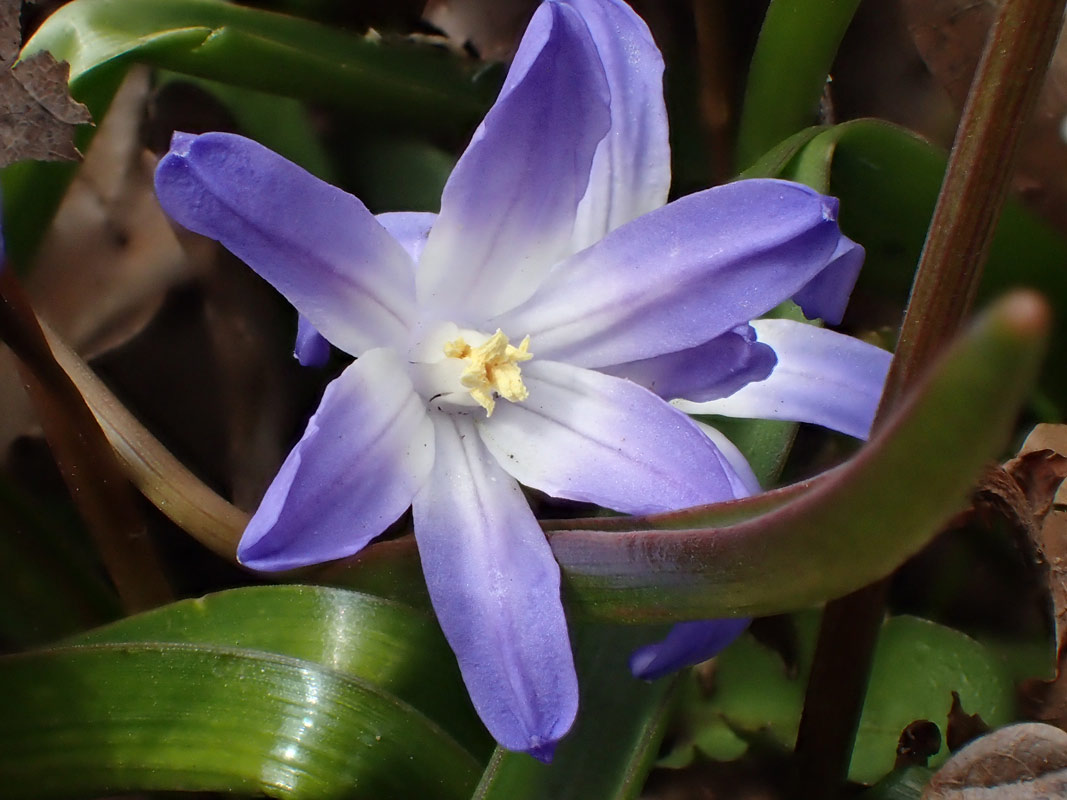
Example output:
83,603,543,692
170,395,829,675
22,0,494,131
735,0,862,170
547,292,1048,620
0,642,482,799
68,584,489,755
779,118,1067,411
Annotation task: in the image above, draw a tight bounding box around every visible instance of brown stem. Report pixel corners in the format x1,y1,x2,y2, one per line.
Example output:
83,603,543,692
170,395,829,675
792,0,1067,793
0,267,172,614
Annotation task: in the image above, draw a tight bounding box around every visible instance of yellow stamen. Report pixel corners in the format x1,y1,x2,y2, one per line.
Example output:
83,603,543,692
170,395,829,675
444,329,532,416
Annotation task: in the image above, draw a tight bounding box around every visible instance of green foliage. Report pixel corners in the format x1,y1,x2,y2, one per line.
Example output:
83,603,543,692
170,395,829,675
0,586,491,798
663,615,1013,785
735,0,863,171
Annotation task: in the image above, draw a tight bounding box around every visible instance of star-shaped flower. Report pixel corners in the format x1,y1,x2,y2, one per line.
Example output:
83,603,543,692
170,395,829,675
155,0,890,759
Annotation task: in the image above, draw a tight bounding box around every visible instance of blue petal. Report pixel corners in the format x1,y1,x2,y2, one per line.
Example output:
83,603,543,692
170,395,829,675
692,421,762,497
676,318,892,439
155,132,416,356
290,211,435,365
376,211,436,264
413,414,578,756
294,314,331,367
561,0,670,250
603,325,777,402
494,180,846,369
479,360,746,514
629,618,751,680
417,1,611,319
238,348,434,571
792,235,865,325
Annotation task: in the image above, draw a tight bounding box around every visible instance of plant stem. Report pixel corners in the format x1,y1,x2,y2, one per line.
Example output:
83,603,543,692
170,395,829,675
792,0,1067,793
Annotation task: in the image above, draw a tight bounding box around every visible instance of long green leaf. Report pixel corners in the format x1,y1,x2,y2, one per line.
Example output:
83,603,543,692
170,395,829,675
68,584,490,755
22,0,494,131
551,292,1047,618
734,0,862,171
1,642,481,799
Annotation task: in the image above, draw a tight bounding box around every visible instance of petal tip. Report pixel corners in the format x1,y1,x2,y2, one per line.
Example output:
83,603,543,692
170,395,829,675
821,195,840,222
628,644,668,682
524,738,560,763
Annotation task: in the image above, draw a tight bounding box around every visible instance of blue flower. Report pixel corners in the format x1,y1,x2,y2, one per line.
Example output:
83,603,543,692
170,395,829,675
155,0,889,758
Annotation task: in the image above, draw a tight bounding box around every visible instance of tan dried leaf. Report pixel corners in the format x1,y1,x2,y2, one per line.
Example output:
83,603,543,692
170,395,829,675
0,0,91,166
901,0,1067,228
923,722,1067,799
0,67,209,452
423,0,538,60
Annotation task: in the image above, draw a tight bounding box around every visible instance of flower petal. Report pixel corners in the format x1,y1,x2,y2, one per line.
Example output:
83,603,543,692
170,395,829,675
602,325,776,403
629,618,751,680
155,132,416,355
479,360,744,514
290,212,435,363
675,318,892,439
494,180,846,368
416,1,611,319
562,0,670,250
792,235,865,325
376,211,436,264
238,348,434,571
413,414,578,758
294,314,331,367
693,421,762,497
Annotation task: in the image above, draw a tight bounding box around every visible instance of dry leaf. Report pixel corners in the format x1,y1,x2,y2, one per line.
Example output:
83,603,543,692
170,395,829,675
0,0,91,166
422,0,538,60
1007,424,1067,733
0,67,209,453
895,719,943,769
901,0,1067,229
923,722,1067,799
946,691,989,752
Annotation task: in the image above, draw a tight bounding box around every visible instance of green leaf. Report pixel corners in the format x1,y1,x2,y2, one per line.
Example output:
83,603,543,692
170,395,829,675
735,0,862,171
693,615,1012,784
548,292,1048,621
473,623,676,800
22,0,494,132
158,72,337,181
779,118,1067,411
852,617,1013,782
0,642,482,799
0,585,492,797
69,584,490,756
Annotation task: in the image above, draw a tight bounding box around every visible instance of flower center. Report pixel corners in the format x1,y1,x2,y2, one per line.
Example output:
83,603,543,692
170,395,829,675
443,329,532,416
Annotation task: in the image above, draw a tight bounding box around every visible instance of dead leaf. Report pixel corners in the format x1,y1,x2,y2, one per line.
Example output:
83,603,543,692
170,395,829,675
923,722,1067,799
946,691,989,752
0,66,209,453
900,0,1067,229
895,719,943,769
422,0,538,60
0,0,91,166
1001,424,1067,733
